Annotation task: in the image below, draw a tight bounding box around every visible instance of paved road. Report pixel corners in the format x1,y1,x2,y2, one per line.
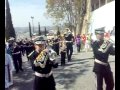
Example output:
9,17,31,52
9,51,115,90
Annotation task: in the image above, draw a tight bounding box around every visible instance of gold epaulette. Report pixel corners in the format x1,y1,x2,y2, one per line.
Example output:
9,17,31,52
28,51,34,57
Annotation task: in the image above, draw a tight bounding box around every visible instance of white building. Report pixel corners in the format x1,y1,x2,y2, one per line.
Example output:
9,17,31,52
89,0,115,39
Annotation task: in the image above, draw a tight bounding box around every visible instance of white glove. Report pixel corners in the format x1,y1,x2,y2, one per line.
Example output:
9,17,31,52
34,60,40,67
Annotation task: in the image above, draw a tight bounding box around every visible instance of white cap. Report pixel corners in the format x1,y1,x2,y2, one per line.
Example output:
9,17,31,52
34,41,45,45
9,37,15,40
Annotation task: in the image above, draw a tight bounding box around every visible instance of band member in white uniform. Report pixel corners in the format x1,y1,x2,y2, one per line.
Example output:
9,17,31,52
5,47,14,89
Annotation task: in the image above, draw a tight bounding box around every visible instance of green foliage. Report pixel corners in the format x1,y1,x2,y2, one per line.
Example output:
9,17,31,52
46,0,67,24
46,0,90,35
46,0,84,26
5,0,16,40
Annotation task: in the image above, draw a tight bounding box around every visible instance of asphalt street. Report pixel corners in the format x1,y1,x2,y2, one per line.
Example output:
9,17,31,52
9,51,115,90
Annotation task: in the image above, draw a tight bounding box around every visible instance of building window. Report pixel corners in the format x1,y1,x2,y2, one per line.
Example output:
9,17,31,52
91,5,94,11
91,1,99,11
107,0,114,3
100,0,105,7
95,1,99,9
91,0,114,11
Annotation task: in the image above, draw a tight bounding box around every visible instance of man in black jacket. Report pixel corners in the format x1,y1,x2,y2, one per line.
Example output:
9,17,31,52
28,39,58,90
25,40,34,61
65,28,74,62
11,42,23,73
53,36,60,55
92,29,115,90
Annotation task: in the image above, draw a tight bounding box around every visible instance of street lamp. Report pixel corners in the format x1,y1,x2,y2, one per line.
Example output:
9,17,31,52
31,16,34,34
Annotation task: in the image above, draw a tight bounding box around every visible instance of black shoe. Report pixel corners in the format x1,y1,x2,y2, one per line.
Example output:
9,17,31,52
61,64,65,66
63,63,65,66
16,70,19,74
68,59,71,61
28,59,30,61
20,68,24,71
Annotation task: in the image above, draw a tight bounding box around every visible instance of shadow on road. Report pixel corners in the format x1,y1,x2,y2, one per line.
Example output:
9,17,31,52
53,58,92,90
71,57,94,62
9,62,34,90
9,55,94,90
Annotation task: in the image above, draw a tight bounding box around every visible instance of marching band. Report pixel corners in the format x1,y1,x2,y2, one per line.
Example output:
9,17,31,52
5,28,115,90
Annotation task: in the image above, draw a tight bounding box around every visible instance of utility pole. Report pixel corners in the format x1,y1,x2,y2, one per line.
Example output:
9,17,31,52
31,16,34,33
29,22,32,39
38,22,41,36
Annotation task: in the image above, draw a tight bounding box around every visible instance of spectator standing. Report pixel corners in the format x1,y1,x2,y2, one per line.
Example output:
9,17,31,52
5,48,14,89
75,34,81,52
85,37,90,52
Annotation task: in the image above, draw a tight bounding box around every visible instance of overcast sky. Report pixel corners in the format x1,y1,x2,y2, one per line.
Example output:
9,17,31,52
7,0,53,27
